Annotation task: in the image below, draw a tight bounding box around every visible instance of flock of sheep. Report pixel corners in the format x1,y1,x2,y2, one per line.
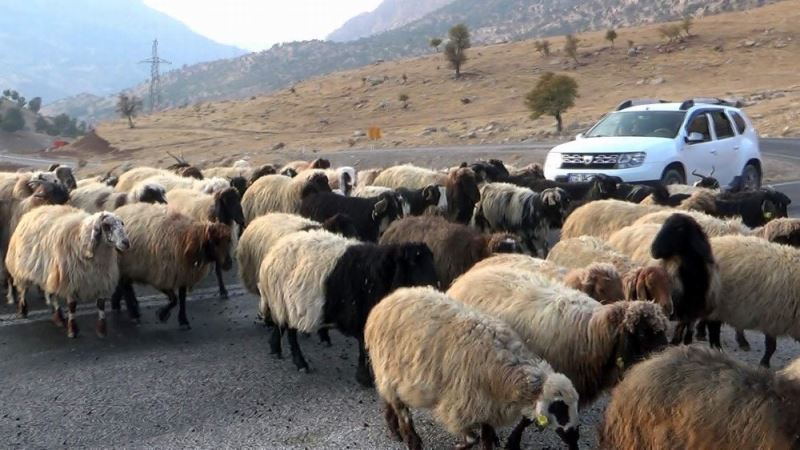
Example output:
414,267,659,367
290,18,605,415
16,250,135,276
1,155,799,449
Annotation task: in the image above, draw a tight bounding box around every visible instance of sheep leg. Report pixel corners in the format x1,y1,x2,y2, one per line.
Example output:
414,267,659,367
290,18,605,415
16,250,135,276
670,321,687,345
215,262,228,299
318,328,332,347
110,284,123,311
157,290,178,323
269,325,284,358
383,402,402,442
706,320,723,349
506,417,532,450
287,328,310,372
455,431,479,450
95,298,107,338
682,320,695,345
121,283,141,323
15,285,28,318
394,400,422,450
177,286,190,330
760,334,777,368
735,329,751,351
66,296,79,338
355,337,373,387
6,278,17,305
51,295,65,328
480,424,499,450
695,320,708,341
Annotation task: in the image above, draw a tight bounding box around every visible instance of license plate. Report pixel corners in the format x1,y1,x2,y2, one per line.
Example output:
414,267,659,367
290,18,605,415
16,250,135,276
568,173,597,182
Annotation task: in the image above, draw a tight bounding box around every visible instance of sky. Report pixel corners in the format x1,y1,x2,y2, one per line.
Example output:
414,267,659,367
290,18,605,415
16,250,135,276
143,0,384,51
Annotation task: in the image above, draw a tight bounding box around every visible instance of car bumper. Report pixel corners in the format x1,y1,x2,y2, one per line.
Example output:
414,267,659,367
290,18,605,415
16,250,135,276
545,163,665,183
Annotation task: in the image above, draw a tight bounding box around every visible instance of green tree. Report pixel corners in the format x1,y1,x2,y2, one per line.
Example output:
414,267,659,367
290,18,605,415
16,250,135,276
605,29,618,47
16,96,26,108
564,34,580,64
27,96,42,113
1,89,10,98
429,37,442,51
444,24,470,78
681,16,693,36
524,72,579,133
9,90,19,101
658,24,682,42
35,116,49,133
1,107,26,133
534,40,551,56
116,93,141,129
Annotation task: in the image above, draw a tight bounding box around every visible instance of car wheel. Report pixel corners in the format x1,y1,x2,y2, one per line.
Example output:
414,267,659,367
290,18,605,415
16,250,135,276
660,167,685,185
741,164,761,191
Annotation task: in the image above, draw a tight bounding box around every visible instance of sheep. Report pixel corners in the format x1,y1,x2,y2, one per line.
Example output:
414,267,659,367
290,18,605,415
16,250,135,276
396,185,447,215
366,287,580,450
324,166,357,196
752,217,800,246
471,254,625,305
547,237,674,317
711,188,791,227
111,203,233,328
299,191,405,242
258,229,437,385
632,209,751,237
444,166,482,224
68,181,167,212
613,183,665,204
5,205,129,337
202,160,255,179
357,168,383,186
379,215,522,288
241,171,330,222
371,164,447,190
165,187,245,299
281,158,331,173
115,167,174,192
511,174,621,205
131,174,230,195
599,345,800,450
447,266,668,450
236,212,357,297
76,171,119,188
469,159,510,183
0,166,76,201
698,235,800,367
353,185,393,198
472,182,569,256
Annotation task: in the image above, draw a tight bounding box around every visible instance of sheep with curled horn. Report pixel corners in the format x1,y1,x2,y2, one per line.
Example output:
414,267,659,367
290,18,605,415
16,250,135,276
600,345,800,450
241,170,330,222
471,253,625,305
447,265,668,450
165,187,245,299
366,287,581,450
165,151,203,179
5,205,129,338
111,203,233,328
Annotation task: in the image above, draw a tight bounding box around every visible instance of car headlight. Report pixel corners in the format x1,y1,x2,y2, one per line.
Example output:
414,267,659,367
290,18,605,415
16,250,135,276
545,152,562,168
616,152,646,169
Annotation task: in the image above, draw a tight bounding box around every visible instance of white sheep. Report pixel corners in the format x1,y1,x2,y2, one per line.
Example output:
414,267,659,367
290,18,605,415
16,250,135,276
115,167,174,192
560,199,664,240
365,286,580,450
240,170,330,222
371,164,446,189
632,209,750,237
68,181,166,212
131,174,229,195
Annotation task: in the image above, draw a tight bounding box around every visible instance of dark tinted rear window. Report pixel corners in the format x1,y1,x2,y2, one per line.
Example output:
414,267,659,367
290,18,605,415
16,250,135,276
710,111,735,139
730,112,747,134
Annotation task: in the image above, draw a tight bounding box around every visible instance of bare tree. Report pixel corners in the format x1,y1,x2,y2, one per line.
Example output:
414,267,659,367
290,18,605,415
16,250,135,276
116,94,142,129
564,34,580,64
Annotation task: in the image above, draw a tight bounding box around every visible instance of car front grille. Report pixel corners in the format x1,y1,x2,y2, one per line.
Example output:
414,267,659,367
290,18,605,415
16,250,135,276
561,153,619,169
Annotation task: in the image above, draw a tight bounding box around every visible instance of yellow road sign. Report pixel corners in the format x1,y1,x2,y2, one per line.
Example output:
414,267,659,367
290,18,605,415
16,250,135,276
368,126,382,140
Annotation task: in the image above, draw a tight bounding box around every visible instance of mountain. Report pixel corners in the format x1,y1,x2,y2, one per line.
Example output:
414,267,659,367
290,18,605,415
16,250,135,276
0,0,245,103
48,0,774,123
327,0,455,42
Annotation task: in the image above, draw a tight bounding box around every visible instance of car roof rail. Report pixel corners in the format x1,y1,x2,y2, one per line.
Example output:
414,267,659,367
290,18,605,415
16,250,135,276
616,98,670,111
680,97,741,110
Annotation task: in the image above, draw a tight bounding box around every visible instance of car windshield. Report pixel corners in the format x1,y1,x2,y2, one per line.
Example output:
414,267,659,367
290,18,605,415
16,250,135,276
585,111,686,138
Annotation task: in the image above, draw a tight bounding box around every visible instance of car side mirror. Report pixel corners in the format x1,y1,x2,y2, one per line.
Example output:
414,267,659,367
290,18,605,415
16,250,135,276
575,133,584,140
685,132,705,144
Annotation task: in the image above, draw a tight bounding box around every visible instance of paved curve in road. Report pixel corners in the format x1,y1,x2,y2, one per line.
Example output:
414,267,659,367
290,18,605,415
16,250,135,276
1,138,800,448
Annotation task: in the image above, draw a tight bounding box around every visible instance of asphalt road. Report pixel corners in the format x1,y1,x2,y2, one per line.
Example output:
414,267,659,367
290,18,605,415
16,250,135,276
2,139,800,449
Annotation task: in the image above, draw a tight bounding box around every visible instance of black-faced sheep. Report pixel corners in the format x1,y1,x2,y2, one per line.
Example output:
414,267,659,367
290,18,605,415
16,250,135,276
324,167,357,196
447,266,668,450
396,185,447,215
379,215,522,288
469,159,510,183
111,203,233,328
514,174,621,205
599,345,800,450
165,153,204,179
5,205,129,337
69,181,167,212
0,166,76,201
299,191,404,242
241,171,330,222
165,187,245,299
711,188,791,227
366,287,580,450
258,229,437,385
472,182,568,256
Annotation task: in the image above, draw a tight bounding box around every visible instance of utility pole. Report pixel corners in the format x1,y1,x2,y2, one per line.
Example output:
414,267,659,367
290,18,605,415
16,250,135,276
139,39,171,112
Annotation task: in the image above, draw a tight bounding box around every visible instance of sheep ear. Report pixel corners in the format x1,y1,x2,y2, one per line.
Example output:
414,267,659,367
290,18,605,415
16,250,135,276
761,200,775,220
372,198,388,219
423,185,436,202
82,215,104,258
622,270,638,301
636,270,650,301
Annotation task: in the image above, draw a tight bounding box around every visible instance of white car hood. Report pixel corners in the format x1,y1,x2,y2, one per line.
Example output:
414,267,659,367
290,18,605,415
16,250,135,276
551,136,672,154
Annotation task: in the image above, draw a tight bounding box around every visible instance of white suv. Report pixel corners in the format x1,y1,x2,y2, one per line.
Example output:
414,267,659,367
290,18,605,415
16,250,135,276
544,98,762,189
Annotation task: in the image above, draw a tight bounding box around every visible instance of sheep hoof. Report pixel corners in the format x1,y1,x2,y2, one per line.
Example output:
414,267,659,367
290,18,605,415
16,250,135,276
270,352,282,360
96,320,107,338
67,320,79,338
296,364,311,373
356,371,374,388
156,308,171,323
179,322,192,331
52,309,66,328
219,291,229,300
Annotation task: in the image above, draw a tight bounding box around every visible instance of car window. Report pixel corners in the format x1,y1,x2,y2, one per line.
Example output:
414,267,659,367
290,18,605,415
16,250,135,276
585,111,686,138
730,111,747,134
710,110,735,139
686,113,711,142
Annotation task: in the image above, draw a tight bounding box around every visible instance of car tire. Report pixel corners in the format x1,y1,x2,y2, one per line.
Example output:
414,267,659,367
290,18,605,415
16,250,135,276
741,163,761,191
660,167,685,185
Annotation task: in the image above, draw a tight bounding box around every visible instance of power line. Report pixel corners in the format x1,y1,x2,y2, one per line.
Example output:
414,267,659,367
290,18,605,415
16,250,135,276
139,39,171,112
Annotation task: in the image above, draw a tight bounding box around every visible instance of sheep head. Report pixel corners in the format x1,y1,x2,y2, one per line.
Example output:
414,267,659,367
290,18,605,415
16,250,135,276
566,263,623,304
609,301,669,374
53,166,77,192
371,192,404,235
134,182,167,204
390,243,438,290
650,213,713,263
486,233,523,254
531,373,580,450
82,212,129,258
762,189,791,221
321,213,358,239
623,266,673,318
214,187,245,228
29,180,70,206
310,158,331,169
538,187,570,228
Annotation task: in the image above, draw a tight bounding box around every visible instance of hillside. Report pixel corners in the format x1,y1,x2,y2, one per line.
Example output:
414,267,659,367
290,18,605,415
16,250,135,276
48,0,776,123
0,0,244,103
327,0,455,42
78,0,800,175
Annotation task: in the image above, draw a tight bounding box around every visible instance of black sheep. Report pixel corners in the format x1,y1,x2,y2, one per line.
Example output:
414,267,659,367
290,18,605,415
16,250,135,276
713,188,791,228
519,174,621,204
299,191,404,242
469,159,510,183
396,185,445,216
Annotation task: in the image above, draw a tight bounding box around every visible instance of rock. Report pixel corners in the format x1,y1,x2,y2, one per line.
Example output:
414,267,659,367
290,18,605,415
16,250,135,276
713,44,724,52
319,119,330,125
782,126,792,136
353,130,366,137
636,79,646,86
461,97,472,104
461,131,478,139
272,142,285,151
774,41,787,49
649,77,665,85
742,40,757,48
421,127,438,136
627,48,638,57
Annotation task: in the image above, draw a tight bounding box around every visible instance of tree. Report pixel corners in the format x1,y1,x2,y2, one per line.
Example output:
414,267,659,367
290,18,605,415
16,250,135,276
627,39,635,49
605,29,618,47
398,93,410,109
444,24,470,78
116,93,141,129
35,116,49,133
658,24,682,43
681,16,693,36
1,107,26,133
27,96,42,113
429,37,442,51
9,90,19,101
524,72,579,133
564,34,580,64
534,40,551,57
1,89,10,98
16,96,26,108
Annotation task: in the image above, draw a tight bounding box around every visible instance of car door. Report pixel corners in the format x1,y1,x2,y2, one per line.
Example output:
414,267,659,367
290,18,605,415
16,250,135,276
681,112,716,184
708,109,740,185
